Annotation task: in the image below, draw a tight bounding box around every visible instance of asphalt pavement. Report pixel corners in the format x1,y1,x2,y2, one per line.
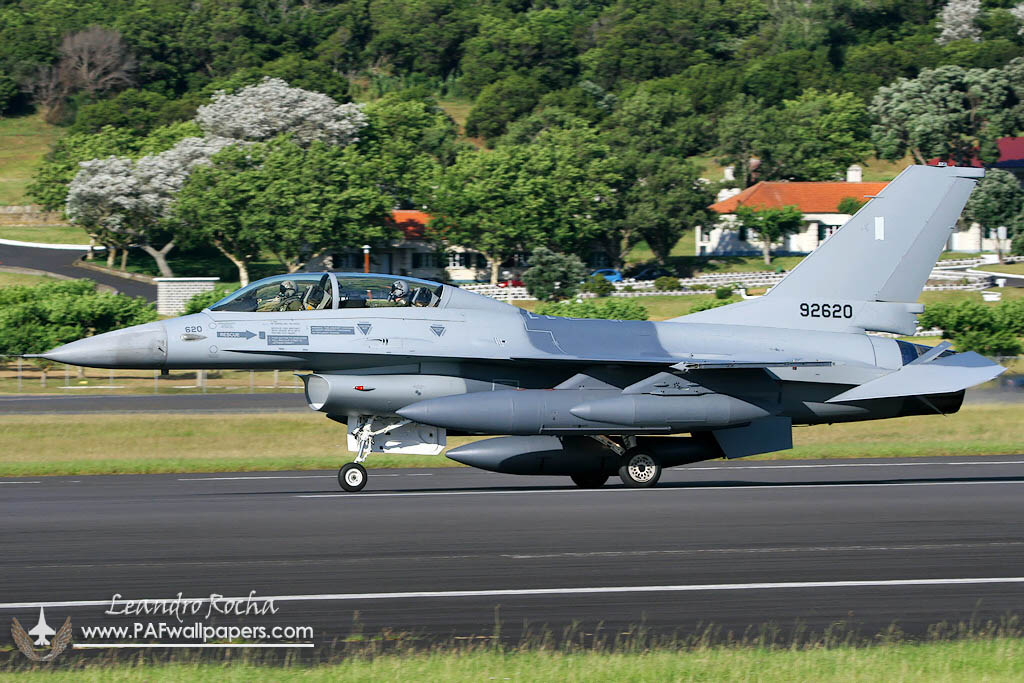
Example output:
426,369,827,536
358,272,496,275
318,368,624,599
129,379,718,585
0,242,156,300
2,455,1024,650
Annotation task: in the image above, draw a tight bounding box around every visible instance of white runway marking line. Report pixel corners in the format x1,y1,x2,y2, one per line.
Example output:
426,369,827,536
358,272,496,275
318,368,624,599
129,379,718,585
3,577,1024,610
0,481,40,485
296,479,1024,498
177,473,422,481
676,460,1024,471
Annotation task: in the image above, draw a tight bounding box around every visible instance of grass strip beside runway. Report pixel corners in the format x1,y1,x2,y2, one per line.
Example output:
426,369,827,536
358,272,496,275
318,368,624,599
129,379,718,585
0,404,1021,477
3,638,1024,681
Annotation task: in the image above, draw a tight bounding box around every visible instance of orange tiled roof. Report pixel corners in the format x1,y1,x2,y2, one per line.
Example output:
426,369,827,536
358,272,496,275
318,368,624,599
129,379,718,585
390,209,431,240
709,181,890,214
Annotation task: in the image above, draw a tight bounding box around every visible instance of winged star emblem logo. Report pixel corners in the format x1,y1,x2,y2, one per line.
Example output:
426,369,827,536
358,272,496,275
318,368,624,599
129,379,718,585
11,607,73,661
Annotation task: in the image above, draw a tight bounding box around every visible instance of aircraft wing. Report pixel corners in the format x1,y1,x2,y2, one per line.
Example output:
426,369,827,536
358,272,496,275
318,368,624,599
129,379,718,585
825,352,1005,403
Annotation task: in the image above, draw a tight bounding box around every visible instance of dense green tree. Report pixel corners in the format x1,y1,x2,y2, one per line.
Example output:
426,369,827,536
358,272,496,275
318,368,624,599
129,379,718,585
458,9,582,94
871,60,1024,165
621,156,712,265
429,128,620,283
173,137,394,284
964,168,1024,229
464,73,544,141
732,204,805,265
360,95,462,205
522,247,587,302
365,0,476,78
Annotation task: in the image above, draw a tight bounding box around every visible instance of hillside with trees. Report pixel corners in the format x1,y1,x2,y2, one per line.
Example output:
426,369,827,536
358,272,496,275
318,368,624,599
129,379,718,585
5,0,1024,280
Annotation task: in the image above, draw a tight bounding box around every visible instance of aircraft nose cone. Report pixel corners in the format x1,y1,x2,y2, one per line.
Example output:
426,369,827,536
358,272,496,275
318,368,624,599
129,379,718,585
31,321,167,369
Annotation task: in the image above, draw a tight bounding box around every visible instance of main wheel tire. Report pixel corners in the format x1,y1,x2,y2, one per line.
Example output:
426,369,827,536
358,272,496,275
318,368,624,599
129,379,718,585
339,462,367,492
570,473,609,489
618,451,662,488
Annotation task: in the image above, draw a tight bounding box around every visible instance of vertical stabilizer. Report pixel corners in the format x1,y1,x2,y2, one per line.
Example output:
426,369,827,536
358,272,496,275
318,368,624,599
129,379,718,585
674,165,984,334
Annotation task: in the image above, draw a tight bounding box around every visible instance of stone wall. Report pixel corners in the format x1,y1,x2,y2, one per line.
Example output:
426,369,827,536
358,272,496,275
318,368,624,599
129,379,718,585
0,205,67,226
154,277,220,315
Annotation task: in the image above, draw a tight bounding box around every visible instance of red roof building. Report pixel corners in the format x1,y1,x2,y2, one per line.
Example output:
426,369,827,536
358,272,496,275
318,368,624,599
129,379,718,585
708,181,889,214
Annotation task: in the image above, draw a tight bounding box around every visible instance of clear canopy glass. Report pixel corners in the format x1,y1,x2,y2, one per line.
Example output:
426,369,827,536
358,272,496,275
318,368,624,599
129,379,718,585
207,273,445,312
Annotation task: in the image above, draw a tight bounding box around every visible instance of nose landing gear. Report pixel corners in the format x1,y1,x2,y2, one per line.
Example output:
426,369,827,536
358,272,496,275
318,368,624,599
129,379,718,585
336,416,411,492
339,462,367,492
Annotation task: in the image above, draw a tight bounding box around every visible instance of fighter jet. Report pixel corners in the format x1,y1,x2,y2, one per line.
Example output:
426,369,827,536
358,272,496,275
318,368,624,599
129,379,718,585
33,165,1006,492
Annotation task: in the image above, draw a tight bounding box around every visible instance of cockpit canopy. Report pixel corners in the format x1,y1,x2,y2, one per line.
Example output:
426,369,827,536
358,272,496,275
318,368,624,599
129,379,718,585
208,273,445,313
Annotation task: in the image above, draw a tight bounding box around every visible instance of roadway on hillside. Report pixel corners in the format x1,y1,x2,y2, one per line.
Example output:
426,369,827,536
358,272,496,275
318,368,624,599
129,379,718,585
0,242,156,300
2,455,1023,648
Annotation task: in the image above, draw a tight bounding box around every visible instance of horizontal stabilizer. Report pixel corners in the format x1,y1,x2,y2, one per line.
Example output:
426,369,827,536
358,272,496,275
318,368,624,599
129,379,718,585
826,352,1005,403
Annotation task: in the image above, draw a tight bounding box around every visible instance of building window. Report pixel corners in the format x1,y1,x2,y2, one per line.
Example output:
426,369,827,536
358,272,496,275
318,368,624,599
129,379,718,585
447,251,486,269
588,252,610,268
738,227,748,242
331,252,361,270
413,252,439,269
817,225,839,242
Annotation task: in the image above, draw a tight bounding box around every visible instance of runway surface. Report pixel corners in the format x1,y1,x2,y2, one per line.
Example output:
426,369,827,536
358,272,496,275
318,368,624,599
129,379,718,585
3,455,1024,648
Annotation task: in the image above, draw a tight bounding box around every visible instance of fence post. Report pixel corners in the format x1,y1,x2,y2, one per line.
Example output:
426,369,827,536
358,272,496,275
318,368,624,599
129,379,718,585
153,369,158,394
16,357,21,393
249,370,255,393
273,369,280,389
64,364,69,387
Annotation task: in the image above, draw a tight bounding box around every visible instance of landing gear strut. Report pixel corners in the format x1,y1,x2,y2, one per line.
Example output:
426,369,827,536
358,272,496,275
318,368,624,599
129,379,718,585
337,416,411,492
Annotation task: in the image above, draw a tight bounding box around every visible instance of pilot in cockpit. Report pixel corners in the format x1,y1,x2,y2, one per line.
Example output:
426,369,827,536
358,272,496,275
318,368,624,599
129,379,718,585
257,280,303,312
388,280,411,306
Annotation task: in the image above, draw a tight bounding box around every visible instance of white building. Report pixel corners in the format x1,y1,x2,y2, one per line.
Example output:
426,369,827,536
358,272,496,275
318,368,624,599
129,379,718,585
698,166,889,256
702,164,1009,256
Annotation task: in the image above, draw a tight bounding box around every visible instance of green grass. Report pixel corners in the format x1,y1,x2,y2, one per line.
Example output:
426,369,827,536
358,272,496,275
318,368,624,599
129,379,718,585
977,262,1024,275
859,155,914,182
0,404,1018,477
0,224,87,244
4,638,1024,681
0,113,62,205
0,271,59,287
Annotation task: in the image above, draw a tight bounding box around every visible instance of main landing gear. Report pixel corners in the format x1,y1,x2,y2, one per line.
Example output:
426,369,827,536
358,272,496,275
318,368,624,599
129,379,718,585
567,437,663,489
337,416,411,492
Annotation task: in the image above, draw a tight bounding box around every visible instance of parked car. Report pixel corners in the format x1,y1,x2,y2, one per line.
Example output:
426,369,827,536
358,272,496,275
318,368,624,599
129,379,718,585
631,267,673,281
496,279,524,288
590,268,623,283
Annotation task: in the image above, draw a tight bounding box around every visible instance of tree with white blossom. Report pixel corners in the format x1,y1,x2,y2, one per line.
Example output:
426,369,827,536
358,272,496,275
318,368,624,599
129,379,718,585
196,78,368,147
66,136,234,276
936,0,982,45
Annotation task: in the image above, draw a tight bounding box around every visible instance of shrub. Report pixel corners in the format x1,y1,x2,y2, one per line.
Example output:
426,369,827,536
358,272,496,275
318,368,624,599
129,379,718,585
522,247,586,301
0,280,157,356
184,284,237,314
654,275,679,291
688,298,735,313
581,274,614,297
953,330,1023,357
714,286,734,299
535,298,648,320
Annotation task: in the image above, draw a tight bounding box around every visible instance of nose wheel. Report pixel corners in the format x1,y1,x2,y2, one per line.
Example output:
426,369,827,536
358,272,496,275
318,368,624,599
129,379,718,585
339,463,367,492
